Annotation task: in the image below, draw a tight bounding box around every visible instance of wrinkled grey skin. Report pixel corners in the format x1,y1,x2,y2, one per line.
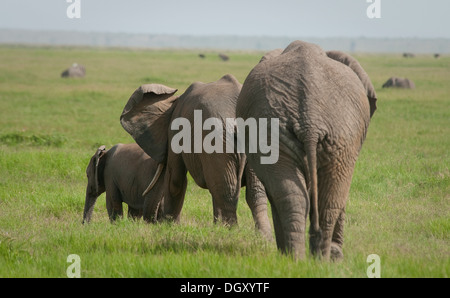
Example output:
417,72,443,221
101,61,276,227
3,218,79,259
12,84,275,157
259,48,283,63
236,41,377,260
83,143,161,224
120,74,272,238
326,51,377,118
382,77,415,89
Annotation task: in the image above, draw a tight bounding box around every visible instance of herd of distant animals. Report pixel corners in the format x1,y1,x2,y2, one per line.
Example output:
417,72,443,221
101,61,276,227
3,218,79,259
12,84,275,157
61,51,439,89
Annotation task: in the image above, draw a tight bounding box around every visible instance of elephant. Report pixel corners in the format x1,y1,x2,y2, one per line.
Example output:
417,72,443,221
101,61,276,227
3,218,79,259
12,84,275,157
61,63,86,78
83,143,162,224
218,53,230,61
120,74,272,238
382,77,415,89
236,41,377,260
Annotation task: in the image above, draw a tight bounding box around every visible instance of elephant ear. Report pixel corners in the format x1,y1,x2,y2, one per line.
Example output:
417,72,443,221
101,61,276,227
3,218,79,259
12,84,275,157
120,84,178,163
86,145,106,195
326,51,377,118
94,145,107,194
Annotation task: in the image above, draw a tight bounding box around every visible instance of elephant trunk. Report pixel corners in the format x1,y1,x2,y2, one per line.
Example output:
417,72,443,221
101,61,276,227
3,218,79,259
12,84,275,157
83,190,99,224
142,163,164,196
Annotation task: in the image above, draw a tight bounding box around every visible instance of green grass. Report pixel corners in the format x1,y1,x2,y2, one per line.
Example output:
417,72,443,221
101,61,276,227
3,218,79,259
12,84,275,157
0,45,449,277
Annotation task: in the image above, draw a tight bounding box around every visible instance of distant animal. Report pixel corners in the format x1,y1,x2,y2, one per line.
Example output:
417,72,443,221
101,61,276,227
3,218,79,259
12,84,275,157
199,53,205,59
61,63,86,78
218,53,230,61
403,53,415,58
382,77,415,89
434,53,440,59
83,143,161,224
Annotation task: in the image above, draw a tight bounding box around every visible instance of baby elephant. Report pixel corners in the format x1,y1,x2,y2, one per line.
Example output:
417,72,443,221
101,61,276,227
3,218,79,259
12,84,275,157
83,143,161,223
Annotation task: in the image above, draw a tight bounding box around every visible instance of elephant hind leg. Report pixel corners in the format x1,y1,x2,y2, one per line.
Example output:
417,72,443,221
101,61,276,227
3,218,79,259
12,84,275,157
270,191,308,259
312,161,354,260
330,210,345,261
209,184,239,227
248,154,309,260
264,171,309,259
267,191,308,256
202,155,243,227
313,208,343,260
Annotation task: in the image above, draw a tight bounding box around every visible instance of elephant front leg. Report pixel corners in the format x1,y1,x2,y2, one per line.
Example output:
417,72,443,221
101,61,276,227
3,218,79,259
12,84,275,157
128,206,143,221
142,168,166,223
106,187,123,222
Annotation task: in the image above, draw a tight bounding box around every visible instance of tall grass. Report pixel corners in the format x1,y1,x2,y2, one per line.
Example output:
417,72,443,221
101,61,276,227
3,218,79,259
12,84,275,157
0,45,448,277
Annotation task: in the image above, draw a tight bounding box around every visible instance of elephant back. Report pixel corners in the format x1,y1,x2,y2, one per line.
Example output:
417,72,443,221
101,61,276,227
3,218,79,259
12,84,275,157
174,74,242,121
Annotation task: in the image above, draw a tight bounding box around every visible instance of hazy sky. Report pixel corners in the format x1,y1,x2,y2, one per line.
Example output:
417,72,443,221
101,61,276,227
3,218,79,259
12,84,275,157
0,0,448,38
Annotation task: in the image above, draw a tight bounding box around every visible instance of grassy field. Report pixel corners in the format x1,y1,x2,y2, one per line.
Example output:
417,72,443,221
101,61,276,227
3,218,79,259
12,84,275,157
0,45,448,278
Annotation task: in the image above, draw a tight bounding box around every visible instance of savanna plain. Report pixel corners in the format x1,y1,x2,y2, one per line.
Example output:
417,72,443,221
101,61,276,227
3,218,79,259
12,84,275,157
0,45,448,277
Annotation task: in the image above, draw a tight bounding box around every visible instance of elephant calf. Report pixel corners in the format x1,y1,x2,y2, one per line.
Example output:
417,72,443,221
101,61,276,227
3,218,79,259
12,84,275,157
83,143,161,223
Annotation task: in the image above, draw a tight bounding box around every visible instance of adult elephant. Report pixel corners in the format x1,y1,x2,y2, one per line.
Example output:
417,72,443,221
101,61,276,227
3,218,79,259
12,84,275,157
236,41,377,260
120,74,272,238
382,77,415,89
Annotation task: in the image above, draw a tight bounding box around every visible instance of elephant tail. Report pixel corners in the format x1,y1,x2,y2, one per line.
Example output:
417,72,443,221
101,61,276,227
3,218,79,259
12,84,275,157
306,139,322,254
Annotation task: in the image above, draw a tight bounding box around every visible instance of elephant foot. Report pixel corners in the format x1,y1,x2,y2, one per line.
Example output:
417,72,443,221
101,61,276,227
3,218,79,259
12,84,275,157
330,242,344,261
